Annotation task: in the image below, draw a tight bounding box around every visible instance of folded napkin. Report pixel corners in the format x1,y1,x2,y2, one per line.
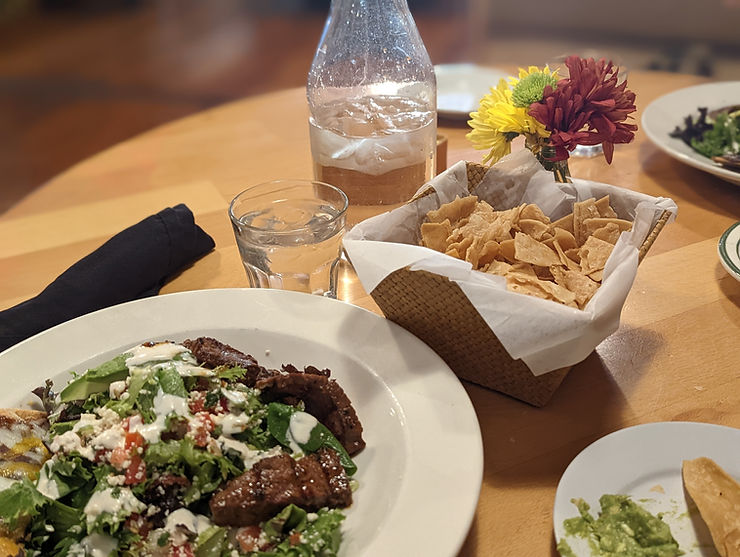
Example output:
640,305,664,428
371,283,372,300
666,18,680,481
0,203,215,353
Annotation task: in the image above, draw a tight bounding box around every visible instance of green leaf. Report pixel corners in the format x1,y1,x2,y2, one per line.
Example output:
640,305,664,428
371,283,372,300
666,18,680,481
155,367,188,398
215,365,250,381
144,438,241,502
43,456,94,505
262,504,307,538
256,507,345,557
195,526,228,557
60,354,130,402
266,403,357,476
0,479,48,531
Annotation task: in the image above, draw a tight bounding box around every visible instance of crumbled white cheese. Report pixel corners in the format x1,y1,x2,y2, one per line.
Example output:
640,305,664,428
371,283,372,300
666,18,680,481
49,430,94,460
109,380,127,399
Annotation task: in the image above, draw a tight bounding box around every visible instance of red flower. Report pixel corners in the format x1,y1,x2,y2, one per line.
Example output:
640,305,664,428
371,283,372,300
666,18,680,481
528,56,637,163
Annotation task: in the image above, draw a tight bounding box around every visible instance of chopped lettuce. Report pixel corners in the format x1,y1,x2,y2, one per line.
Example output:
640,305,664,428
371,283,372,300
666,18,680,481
0,479,48,531
144,438,242,502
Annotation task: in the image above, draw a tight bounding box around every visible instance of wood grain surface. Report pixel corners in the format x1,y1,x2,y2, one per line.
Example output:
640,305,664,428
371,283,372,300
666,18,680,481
1,70,739,556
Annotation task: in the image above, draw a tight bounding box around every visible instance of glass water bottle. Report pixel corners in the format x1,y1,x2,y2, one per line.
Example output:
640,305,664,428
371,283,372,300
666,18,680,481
307,0,437,213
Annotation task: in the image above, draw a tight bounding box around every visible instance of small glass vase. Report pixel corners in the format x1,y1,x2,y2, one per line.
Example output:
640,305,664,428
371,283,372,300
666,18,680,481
525,136,572,184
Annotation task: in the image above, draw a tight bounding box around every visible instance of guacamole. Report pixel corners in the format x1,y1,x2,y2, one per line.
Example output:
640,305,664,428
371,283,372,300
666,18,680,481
558,494,683,557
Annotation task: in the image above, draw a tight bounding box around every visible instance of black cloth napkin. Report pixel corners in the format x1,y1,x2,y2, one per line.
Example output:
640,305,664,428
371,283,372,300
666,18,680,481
0,203,215,353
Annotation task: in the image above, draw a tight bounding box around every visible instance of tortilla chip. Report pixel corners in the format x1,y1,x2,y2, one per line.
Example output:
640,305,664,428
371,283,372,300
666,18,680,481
573,198,601,246
485,260,512,276
514,232,560,267
499,238,516,263
476,240,501,268
682,457,740,557
583,217,632,238
595,195,618,218
520,203,551,223
553,240,581,271
446,235,473,259
426,195,478,224
507,272,577,307
590,222,623,245
551,213,574,235
518,218,551,240
508,262,538,278
544,227,577,251
579,235,615,275
421,220,452,252
551,266,599,308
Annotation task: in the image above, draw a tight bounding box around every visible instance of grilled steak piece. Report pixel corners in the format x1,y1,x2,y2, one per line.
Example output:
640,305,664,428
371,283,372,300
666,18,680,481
183,337,365,456
182,337,268,385
256,371,365,456
210,448,352,526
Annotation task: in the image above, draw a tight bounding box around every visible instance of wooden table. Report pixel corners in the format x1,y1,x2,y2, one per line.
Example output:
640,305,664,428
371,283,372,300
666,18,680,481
2,70,739,556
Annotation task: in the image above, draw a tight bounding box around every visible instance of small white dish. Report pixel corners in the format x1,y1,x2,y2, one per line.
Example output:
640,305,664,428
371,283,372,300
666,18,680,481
641,81,740,186
718,221,740,282
0,288,484,557
553,421,740,556
435,63,509,120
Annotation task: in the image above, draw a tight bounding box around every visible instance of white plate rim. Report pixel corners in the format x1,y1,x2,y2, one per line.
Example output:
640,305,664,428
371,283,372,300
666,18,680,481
641,81,740,186
718,221,740,281
0,288,484,557
434,63,509,119
553,421,740,556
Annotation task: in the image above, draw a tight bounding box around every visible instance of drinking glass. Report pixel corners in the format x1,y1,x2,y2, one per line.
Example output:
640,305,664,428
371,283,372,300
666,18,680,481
229,180,348,297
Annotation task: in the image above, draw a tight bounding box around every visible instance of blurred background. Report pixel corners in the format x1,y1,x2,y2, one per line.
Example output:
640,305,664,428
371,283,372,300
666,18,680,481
2,0,739,214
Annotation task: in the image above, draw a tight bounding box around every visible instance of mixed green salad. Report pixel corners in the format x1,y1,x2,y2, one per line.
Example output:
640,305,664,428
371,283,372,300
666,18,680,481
0,341,360,556
670,105,740,170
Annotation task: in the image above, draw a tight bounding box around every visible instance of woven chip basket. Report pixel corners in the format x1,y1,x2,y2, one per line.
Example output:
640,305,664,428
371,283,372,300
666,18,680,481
369,162,671,407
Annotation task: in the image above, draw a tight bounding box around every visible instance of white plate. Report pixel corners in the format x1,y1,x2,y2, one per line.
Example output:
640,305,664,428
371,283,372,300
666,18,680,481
719,221,740,282
553,421,740,556
435,63,509,120
0,288,483,557
641,81,740,186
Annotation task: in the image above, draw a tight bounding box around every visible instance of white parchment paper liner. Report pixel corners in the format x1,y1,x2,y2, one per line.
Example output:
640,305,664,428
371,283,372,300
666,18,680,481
344,149,678,376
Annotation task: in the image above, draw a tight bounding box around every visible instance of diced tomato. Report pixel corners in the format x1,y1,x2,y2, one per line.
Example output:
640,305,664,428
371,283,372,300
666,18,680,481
189,412,214,448
110,446,128,470
289,531,302,546
169,543,195,557
124,454,147,485
188,392,206,414
124,431,145,451
236,526,263,553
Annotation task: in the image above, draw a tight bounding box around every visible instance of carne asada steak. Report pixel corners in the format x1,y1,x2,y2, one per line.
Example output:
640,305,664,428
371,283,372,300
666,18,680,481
210,447,352,526
184,337,365,456
256,370,365,456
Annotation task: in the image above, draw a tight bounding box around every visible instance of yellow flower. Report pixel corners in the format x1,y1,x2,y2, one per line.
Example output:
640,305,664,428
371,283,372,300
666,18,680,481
466,77,551,165
508,65,559,88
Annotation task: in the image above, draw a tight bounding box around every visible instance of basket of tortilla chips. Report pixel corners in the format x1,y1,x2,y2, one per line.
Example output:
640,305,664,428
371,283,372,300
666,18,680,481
343,150,677,406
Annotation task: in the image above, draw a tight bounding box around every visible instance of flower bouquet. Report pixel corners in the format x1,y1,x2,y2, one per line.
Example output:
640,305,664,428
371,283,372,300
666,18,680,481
467,56,638,182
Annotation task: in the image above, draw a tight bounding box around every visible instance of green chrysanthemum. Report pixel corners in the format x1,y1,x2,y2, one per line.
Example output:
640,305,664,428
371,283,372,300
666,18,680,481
510,68,559,108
